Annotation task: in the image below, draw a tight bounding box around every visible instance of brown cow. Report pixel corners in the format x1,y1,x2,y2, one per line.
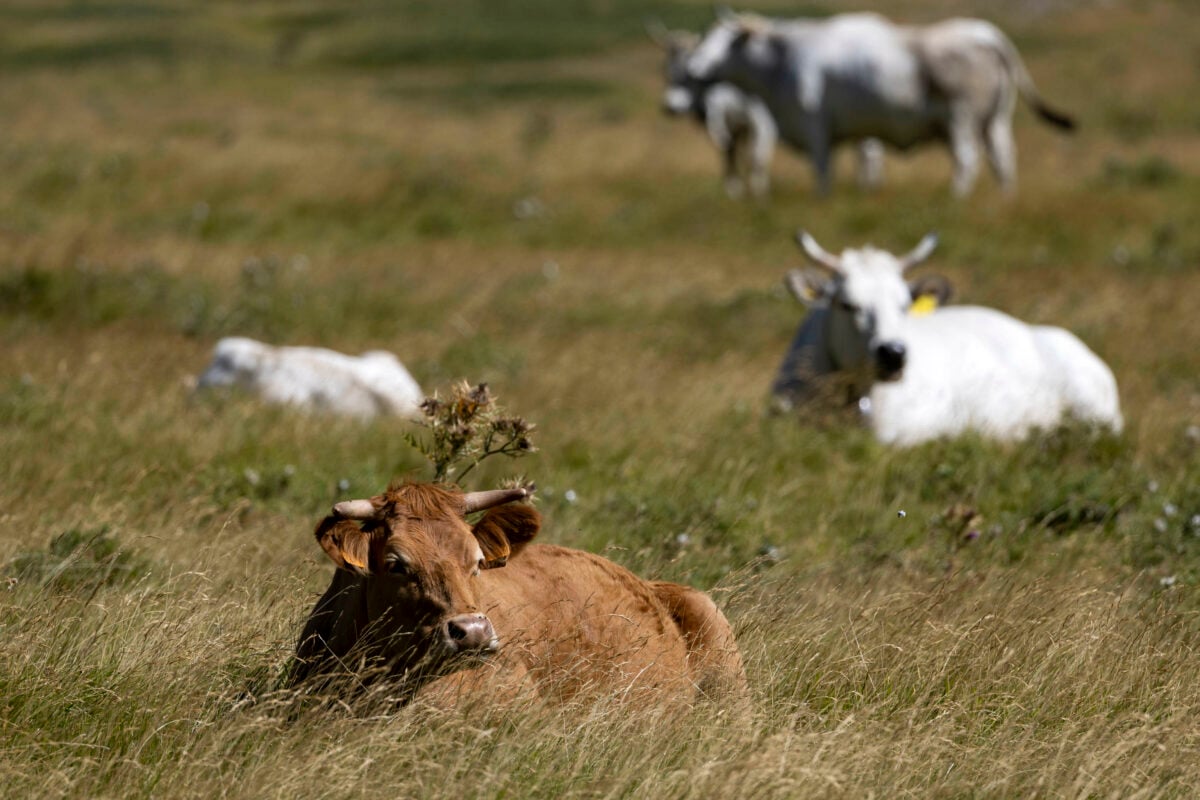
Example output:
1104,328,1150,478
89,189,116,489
288,481,747,709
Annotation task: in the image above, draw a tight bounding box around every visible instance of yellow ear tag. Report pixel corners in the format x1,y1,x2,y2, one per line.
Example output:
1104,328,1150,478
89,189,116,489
909,295,938,317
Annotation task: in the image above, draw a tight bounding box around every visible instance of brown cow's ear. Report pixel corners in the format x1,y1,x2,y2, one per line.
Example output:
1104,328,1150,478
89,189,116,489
471,505,541,569
314,516,375,574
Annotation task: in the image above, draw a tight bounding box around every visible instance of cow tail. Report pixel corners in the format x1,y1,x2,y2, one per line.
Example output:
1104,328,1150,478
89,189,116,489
1030,97,1076,131
985,25,1076,132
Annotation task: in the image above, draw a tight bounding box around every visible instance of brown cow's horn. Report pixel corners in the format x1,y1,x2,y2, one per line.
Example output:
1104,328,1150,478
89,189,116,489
333,499,378,519
462,485,534,514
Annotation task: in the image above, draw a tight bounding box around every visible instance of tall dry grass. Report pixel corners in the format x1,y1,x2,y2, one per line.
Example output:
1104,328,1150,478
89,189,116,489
4,565,1199,797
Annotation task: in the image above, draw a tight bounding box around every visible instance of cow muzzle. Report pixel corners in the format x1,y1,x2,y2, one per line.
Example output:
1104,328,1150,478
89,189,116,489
661,87,693,115
874,341,907,380
442,614,499,655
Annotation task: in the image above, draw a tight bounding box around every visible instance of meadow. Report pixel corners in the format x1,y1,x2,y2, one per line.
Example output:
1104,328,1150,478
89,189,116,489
1,0,1199,796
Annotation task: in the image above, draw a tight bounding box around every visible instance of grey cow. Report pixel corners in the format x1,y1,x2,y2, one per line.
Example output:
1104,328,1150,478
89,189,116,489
649,22,883,198
687,10,1074,196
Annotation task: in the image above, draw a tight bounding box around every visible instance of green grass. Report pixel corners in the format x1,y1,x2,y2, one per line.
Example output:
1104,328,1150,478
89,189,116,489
2,0,1200,796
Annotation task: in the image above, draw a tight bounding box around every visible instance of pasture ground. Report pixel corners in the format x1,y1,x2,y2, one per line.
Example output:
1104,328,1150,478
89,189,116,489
1,0,1199,796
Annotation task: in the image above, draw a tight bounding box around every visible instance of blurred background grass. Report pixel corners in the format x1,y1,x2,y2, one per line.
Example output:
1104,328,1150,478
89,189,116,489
1,0,1200,796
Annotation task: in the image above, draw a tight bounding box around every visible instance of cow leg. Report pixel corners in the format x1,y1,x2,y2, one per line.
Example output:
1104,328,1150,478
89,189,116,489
948,110,981,198
747,162,770,200
855,139,885,191
748,110,776,199
705,111,743,199
651,581,749,707
733,131,769,201
722,141,745,199
745,138,770,199
808,137,833,197
795,108,833,195
984,115,1017,195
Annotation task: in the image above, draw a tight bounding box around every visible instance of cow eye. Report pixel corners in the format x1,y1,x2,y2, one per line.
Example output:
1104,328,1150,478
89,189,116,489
837,299,858,313
386,557,412,576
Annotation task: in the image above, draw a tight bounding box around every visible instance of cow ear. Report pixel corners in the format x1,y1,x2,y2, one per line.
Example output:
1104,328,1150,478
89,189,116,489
907,274,954,307
314,516,376,574
471,505,542,569
784,268,830,308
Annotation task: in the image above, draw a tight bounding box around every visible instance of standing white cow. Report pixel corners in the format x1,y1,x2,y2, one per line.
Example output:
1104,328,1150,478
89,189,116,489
785,232,1122,445
686,10,1075,196
196,337,424,419
649,21,883,198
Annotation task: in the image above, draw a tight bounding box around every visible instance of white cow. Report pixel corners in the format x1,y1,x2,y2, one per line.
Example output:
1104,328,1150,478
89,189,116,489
786,233,1122,445
196,337,424,419
648,21,883,198
686,10,1075,196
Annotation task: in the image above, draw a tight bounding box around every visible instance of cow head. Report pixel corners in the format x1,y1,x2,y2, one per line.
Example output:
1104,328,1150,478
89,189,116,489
790,231,939,381
196,337,268,391
315,482,539,677
647,21,707,116
685,9,773,84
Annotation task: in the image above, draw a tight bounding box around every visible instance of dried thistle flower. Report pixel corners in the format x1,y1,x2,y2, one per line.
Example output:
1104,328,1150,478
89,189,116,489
405,381,538,483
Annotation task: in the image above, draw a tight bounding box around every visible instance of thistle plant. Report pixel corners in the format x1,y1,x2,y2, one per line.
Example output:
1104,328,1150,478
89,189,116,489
406,381,536,483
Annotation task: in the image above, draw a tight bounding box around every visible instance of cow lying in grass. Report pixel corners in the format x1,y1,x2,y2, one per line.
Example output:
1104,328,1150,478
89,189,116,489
784,232,1122,445
288,482,748,708
196,337,423,419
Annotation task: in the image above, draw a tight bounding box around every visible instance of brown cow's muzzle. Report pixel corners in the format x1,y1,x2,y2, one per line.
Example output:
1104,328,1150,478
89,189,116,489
443,614,499,655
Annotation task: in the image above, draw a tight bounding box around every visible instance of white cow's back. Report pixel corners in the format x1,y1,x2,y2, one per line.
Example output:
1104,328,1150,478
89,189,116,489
781,14,933,144
353,351,426,416
868,307,1121,445
1030,325,1123,432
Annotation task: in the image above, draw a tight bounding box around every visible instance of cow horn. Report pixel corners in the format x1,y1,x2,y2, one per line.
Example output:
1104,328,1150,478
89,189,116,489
795,230,842,274
898,233,939,273
332,499,378,519
463,484,535,514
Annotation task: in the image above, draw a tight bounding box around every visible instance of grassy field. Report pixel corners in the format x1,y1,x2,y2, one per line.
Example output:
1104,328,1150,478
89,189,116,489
2,0,1199,796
